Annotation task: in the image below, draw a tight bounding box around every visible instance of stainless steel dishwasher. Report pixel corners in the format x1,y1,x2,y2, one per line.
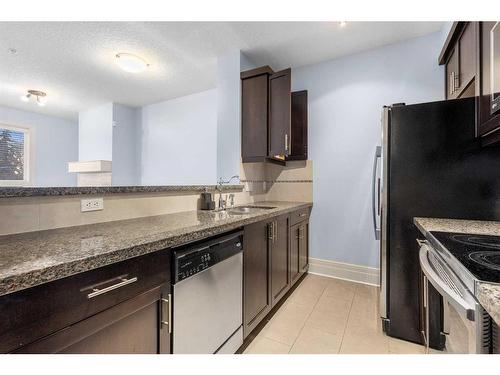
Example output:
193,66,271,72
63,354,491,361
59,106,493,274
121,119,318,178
172,230,243,354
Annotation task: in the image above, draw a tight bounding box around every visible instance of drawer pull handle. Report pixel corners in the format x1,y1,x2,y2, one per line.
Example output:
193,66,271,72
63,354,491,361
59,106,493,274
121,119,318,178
299,213,307,217
86,276,138,299
161,294,172,334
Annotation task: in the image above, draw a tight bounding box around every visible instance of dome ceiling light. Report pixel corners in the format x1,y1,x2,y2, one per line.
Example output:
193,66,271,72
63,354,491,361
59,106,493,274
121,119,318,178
115,53,150,73
20,90,47,107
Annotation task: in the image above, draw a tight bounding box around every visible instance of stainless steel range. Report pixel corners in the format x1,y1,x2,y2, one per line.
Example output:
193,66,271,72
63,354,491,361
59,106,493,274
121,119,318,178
419,232,500,354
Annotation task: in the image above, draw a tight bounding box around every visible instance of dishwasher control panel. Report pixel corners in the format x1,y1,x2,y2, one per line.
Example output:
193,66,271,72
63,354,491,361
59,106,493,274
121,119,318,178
173,230,243,283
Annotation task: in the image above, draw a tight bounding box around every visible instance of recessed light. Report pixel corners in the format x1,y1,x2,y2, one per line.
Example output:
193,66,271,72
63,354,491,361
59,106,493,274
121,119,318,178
20,90,47,106
115,53,149,74
8,48,17,55
339,21,347,28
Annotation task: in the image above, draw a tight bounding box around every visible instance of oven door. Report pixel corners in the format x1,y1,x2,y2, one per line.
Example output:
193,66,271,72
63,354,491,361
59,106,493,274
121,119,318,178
419,243,491,354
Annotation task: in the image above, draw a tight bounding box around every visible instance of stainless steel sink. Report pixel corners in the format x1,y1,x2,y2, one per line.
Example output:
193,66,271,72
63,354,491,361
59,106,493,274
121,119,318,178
226,205,276,215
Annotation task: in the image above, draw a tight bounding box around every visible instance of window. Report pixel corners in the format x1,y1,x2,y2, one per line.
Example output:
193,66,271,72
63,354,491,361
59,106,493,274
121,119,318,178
0,124,30,186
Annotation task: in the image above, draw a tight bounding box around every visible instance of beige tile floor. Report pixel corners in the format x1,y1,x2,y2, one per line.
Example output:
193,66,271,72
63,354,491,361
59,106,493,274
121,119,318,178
244,274,427,354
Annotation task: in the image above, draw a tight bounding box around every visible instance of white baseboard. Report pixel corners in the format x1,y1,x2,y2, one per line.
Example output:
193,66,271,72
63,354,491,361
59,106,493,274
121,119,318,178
308,257,380,286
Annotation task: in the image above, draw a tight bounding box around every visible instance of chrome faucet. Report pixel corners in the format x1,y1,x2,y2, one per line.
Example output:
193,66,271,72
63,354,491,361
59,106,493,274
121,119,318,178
216,175,239,211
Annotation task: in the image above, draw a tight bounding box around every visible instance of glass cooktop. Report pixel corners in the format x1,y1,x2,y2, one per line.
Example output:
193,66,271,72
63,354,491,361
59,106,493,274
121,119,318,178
430,231,500,284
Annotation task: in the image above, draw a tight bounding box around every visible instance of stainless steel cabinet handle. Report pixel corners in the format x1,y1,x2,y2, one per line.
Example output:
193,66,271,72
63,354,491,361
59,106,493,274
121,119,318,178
268,222,274,241
299,213,306,217
450,72,454,95
86,276,138,299
454,72,460,92
273,221,277,242
161,294,172,334
285,134,289,153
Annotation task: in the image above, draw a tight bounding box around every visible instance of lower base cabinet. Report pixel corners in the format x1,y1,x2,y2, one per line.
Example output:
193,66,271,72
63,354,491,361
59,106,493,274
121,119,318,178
243,207,310,339
1,250,171,354
14,286,171,354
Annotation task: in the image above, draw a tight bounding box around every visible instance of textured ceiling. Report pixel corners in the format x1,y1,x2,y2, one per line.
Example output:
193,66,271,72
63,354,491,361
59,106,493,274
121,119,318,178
0,22,443,120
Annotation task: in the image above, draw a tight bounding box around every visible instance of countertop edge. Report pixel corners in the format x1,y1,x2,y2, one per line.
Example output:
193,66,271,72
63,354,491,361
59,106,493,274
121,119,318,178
0,184,244,198
0,202,312,297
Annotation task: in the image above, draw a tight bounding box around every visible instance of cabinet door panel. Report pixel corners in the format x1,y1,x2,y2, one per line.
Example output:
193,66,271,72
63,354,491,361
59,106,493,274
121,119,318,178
288,90,308,160
271,215,290,305
12,287,169,354
243,221,271,338
458,22,476,94
290,224,300,283
299,222,309,273
241,74,269,160
269,69,291,157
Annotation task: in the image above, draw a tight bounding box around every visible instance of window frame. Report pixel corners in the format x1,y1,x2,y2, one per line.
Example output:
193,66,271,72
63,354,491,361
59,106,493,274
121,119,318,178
0,123,31,186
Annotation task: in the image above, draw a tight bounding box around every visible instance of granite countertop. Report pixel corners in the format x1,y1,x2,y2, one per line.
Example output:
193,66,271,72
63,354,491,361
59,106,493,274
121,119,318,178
0,184,243,198
0,201,312,297
414,217,500,326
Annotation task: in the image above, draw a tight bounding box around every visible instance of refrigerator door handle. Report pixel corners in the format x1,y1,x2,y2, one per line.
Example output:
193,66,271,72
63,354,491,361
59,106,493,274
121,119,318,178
372,146,382,240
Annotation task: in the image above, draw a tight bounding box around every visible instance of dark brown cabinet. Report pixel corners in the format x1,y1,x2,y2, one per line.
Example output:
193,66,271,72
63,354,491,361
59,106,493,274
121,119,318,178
269,69,292,158
440,21,500,146
1,250,171,354
477,21,500,144
290,210,310,284
243,208,311,339
241,66,273,162
270,215,290,306
441,22,478,100
289,90,308,161
242,215,290,338
241,66,307,164
243,220,272,338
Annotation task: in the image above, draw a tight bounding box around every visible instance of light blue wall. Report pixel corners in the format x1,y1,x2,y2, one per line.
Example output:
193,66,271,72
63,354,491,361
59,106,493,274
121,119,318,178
216,50,242,181
0,105,78,186
78,102,113,161
112,104,141,185
292,31,445,268
140,89,217,185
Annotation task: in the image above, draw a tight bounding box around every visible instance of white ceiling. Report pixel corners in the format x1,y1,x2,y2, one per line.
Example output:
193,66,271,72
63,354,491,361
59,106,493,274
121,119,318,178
0,22,444,120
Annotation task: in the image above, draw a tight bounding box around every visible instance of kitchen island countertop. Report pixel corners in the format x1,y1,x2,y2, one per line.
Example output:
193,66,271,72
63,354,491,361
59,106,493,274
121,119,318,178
0,201,312,297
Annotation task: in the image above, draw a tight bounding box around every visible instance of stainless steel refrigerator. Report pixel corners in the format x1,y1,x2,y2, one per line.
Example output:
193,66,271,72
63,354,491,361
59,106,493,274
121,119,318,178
372,97,500,345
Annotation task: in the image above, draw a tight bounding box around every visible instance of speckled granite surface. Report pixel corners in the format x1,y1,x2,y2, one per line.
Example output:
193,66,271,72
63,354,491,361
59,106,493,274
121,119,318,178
0,184,243,198
477,283,500,326
414,217,500,326
0,201,311,297
414,217,500,236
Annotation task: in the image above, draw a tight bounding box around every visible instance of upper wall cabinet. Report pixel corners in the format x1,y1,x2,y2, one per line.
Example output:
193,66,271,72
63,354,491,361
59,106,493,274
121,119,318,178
439,22,478,100
241,66,308,164
440,21,500,146
477,22,500,145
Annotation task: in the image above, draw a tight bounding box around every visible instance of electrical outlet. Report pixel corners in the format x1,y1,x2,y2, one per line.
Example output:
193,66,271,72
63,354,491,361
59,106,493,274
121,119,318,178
81,198,104,212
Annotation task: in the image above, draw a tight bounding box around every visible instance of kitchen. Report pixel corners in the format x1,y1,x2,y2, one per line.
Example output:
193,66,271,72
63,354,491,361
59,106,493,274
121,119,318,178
0,2,500,373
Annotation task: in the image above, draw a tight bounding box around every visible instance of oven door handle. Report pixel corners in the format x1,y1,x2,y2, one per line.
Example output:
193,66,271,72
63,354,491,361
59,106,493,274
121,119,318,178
419,245,475,321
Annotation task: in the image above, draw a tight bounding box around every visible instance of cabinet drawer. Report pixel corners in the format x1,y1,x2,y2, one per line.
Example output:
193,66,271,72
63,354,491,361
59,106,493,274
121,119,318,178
0,249,170,353
290,207,311,226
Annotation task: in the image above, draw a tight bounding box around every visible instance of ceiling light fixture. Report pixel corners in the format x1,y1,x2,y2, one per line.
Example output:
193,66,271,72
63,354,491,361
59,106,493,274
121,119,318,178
20,90,48,107
339,21,347,28
115,53,149,73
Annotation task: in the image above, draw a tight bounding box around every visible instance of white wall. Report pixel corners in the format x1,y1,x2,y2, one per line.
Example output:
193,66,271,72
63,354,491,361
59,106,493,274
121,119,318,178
112,104,141,185
292,31,445,268
0,105,78,186
78,102,113,161
140,89,217,185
